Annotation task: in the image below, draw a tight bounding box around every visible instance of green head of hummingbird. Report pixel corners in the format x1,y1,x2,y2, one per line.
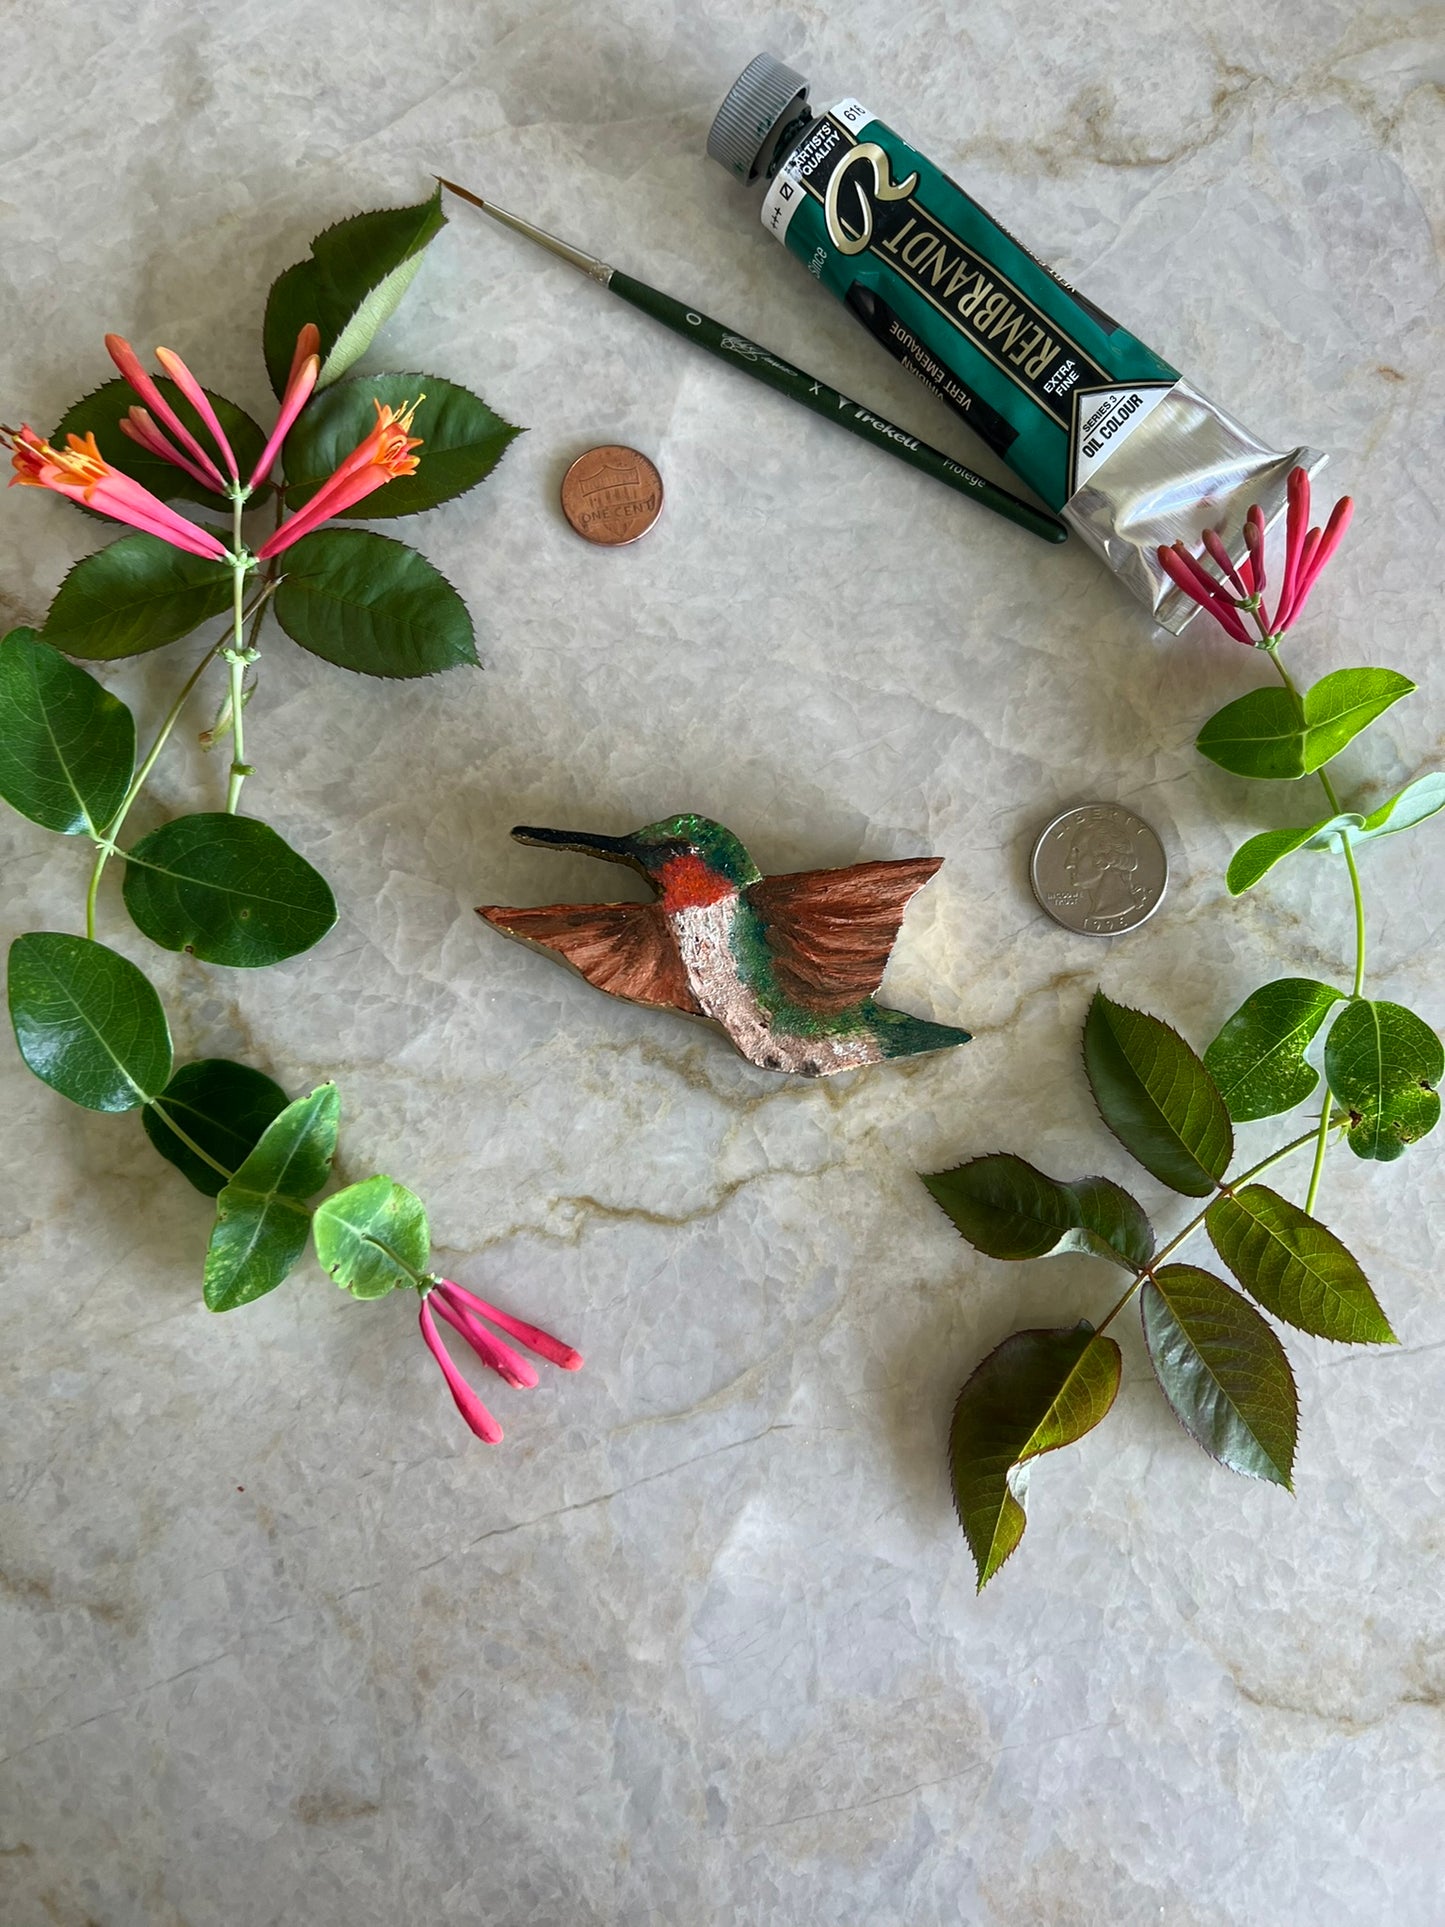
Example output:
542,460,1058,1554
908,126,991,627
512,813,761,910
483,813,970,1077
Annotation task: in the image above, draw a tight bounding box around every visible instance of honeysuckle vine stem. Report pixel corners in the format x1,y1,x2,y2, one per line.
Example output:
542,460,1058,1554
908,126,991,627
81,581,277,941
224,491,254,814
1092,1120,1339,1338
1262,641,1368,1213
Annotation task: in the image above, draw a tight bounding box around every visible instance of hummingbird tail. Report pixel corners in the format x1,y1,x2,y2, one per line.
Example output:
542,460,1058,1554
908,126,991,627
867,1004,972,1062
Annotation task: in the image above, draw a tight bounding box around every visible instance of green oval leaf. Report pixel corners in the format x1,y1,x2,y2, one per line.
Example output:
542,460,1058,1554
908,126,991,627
51,378,267,514
282,373,521,518
0,629,135,834
1198,670,1415,783
262,191,446,395
122,813,337,967
923,1153,1153,1270
1197,687,1305,780
1324,999,1442,1161
40,533,233,662
1082,992,1233,1195
1206,1184,1395,1343
1225,817,1348,894
1299,667,1414,772
7,932,171,1111
311,1175,430,1300
271,528,476,678
1353,771,1445,842
204,1083,340,1311
1223,775,1445,895
1203,978,1344,1122
949,1323,1121,1591
143,1058,289,1197
1141,1266,1297,1485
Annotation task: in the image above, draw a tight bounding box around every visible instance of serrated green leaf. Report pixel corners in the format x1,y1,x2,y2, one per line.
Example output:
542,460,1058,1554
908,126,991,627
1298,667,1414,772
40,534,233,662
262,192,446,395
1082,991,1233,1195
1206,1184,1395,1343
271,528,476,678
1324,999,1442,1161
949,1323,1121,1590
7,932,170,1111
51,378,267,514
282,373,521,518
311,1175,429,1300
1141,1266,1297,1485
1197,687,1306,780
923,1154,1153,1270
1204,978,1344,1121
0,629,134,834
122,813,337,967
143,1058,289,1197
204,1083,340,1311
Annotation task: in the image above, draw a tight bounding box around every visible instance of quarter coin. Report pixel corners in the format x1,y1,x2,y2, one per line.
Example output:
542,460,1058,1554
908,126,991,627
560,445,664,546
1029,803,1168,937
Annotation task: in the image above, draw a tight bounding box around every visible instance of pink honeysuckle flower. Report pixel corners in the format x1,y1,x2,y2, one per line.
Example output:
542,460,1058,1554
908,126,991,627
3,425,229,560
249,326,321,490
154,346,238,480
419,1296,505,1444
1157,466,1354,645
1275,492,1353,632
417,1278,582,1445
105,333,230,492
436,1278,583,1373
258,397,424,558
120,405,226,491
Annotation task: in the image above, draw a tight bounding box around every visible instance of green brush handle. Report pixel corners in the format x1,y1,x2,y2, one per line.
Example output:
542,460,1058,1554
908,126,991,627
607,269,1066,545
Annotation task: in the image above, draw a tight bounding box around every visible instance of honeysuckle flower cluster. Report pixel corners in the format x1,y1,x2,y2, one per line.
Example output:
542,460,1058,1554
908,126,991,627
1158,466,1354,647
2,192,555,1462
419,1278,583,1444
3,327,420,563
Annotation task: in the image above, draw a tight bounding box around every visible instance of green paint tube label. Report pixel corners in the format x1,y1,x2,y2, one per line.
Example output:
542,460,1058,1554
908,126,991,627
761,99,1181,511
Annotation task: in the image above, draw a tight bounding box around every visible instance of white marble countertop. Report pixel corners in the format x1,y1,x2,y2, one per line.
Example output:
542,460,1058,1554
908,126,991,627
2,2,1442,1921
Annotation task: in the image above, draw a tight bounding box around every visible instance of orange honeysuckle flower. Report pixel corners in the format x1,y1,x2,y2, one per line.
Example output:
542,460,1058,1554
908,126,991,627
3,425,229,560
258,397,423,558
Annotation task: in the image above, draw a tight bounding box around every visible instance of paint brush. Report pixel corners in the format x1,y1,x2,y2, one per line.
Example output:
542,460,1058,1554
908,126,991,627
436,177,1067,545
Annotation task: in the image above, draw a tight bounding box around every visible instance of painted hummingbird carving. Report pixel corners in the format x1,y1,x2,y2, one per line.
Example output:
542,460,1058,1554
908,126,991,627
477,814,970,1076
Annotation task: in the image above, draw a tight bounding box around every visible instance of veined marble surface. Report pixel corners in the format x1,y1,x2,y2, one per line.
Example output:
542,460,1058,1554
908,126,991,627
1,2,1442,1921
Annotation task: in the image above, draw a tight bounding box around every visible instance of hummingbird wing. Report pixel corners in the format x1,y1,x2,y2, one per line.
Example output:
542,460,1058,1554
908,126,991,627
477,901,702,1014
745,857,943,1015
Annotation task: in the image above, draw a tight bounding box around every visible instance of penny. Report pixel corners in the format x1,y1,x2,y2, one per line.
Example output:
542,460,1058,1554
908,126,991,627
1029,803,1168,937
560,445,664,546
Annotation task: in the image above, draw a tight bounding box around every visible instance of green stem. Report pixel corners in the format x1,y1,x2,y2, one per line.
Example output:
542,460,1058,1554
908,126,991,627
1263,641,1369,1213
84,635,225,939
224,493,252,814
1303,1093,1335,1217
148,1099,234,1182
1094,1122,1335,1337
223,643,249,813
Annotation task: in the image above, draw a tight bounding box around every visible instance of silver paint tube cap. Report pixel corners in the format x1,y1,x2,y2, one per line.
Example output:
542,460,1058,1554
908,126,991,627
707,53,812,183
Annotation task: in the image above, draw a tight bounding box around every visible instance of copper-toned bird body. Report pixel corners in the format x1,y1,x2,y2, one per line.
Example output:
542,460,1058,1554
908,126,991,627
478,814,970,1077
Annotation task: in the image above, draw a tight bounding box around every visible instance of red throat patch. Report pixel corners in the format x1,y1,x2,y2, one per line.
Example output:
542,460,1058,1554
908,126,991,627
657,852,736,910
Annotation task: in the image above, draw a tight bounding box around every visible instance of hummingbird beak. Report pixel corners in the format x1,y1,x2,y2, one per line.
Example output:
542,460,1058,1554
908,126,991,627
510,825,634,864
